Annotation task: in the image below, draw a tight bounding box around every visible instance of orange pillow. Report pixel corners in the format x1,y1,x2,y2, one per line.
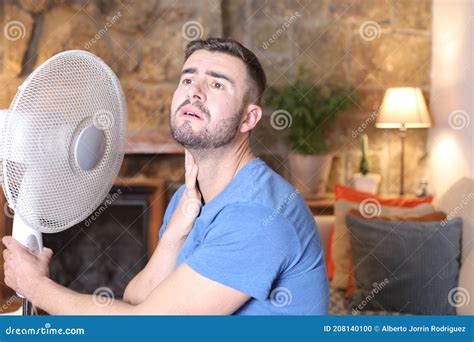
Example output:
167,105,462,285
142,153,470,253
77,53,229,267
348,209,446,222
328,184,433,292
334,184,433,207
326,225,335,280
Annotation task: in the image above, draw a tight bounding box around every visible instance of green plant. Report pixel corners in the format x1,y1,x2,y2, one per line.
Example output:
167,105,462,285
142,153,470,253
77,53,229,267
265,79,354,155
359,133,369,175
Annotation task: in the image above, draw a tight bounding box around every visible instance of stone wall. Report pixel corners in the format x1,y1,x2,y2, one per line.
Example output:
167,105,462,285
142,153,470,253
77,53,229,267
0,0,222,198
226,0,433,195
0,0,433,197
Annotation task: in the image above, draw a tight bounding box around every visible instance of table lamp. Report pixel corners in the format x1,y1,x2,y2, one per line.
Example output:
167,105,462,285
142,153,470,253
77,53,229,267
376,87,432,196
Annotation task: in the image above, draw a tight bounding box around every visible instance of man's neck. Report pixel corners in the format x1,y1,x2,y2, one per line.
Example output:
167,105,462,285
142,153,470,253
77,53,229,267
188,139,256,204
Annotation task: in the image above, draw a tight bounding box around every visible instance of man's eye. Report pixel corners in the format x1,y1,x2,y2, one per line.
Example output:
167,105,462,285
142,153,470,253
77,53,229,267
211,82,224,90
182,79,192,85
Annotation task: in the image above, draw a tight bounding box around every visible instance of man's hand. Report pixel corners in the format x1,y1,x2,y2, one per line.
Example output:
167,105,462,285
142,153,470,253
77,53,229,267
163,149,202,241
123,149,202,304
2,236,53,299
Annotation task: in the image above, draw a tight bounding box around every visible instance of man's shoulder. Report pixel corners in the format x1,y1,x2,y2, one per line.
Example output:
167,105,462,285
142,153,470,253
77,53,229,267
212,202,298,242
243,159,302,204
217,202,282,220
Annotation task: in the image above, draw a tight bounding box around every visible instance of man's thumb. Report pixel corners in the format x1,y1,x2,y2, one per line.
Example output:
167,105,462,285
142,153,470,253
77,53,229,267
40,248,53,259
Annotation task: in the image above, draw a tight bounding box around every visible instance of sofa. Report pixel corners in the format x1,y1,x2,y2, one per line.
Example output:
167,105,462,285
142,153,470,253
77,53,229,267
315,177,474,315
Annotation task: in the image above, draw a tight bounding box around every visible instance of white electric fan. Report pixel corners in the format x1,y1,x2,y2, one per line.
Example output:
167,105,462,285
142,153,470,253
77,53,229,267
0,50,127,315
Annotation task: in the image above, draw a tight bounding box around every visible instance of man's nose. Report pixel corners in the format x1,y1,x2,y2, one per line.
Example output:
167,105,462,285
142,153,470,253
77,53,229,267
188,82,206,103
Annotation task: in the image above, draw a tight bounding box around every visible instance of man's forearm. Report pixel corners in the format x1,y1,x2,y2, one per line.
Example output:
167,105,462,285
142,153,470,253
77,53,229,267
33,277,135,315
123,230,187,304
152,231,188,284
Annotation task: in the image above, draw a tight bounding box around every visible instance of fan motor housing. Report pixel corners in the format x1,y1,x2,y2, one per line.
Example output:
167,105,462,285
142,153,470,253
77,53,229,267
74,126,106,171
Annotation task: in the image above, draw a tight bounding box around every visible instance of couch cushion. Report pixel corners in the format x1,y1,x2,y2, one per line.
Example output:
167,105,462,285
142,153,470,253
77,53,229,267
330,185,434,290
346,214,462,315
331,199,435,289
314,215,334,255
314,215,334,277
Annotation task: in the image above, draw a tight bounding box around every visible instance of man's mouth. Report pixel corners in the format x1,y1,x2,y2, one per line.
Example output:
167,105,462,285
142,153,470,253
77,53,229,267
179,105,204,120
184,111,200,118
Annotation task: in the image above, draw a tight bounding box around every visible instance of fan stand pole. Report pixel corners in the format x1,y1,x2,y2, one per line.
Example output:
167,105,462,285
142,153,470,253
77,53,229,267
22,299,34,315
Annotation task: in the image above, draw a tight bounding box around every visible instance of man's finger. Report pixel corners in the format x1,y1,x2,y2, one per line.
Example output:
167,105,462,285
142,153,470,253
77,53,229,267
3,236,29,255
187,150,195,165
188,164,198,189
39,248,53,260
184,149,196,173
184,149,191,172
1,236,10,248
3,249,10,261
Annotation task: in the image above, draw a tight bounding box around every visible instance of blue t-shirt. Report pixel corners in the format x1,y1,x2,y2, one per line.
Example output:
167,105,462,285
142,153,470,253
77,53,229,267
159,158,329,315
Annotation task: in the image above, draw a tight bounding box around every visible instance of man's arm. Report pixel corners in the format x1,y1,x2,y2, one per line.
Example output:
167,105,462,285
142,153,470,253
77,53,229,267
123,231,187,305
33,263,249,315
123,150,202,304
3,236,250,315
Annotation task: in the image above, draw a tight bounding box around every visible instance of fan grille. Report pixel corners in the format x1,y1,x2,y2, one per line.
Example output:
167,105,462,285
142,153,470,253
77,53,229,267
2,51,127,233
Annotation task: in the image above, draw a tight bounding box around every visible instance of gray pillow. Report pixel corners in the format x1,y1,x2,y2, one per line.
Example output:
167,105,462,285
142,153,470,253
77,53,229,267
346,215,462,315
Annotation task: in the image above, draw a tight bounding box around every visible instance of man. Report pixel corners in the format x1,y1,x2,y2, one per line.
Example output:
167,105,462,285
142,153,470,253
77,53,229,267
2,38,329,315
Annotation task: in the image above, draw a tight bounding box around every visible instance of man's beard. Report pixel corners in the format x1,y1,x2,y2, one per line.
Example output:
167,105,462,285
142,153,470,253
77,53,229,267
170,101,243,149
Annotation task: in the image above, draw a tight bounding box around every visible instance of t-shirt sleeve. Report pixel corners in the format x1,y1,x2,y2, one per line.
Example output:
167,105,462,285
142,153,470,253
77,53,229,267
158,185,185,240
185,204,297,300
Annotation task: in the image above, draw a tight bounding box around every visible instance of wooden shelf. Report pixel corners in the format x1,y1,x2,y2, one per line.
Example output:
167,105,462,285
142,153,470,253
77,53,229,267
304,194,335,216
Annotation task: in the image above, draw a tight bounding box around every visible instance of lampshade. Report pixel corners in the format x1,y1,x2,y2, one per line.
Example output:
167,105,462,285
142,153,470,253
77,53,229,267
376,87,432,129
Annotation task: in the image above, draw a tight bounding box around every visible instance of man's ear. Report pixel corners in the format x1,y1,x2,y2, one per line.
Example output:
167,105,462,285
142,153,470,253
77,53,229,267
240,104,263,133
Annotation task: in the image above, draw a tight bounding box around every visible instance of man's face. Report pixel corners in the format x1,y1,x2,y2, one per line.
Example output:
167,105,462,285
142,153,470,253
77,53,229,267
170,50,249,149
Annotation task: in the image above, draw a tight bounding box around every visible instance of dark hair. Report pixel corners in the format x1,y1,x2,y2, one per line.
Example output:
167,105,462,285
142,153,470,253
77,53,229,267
184,38,267,106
